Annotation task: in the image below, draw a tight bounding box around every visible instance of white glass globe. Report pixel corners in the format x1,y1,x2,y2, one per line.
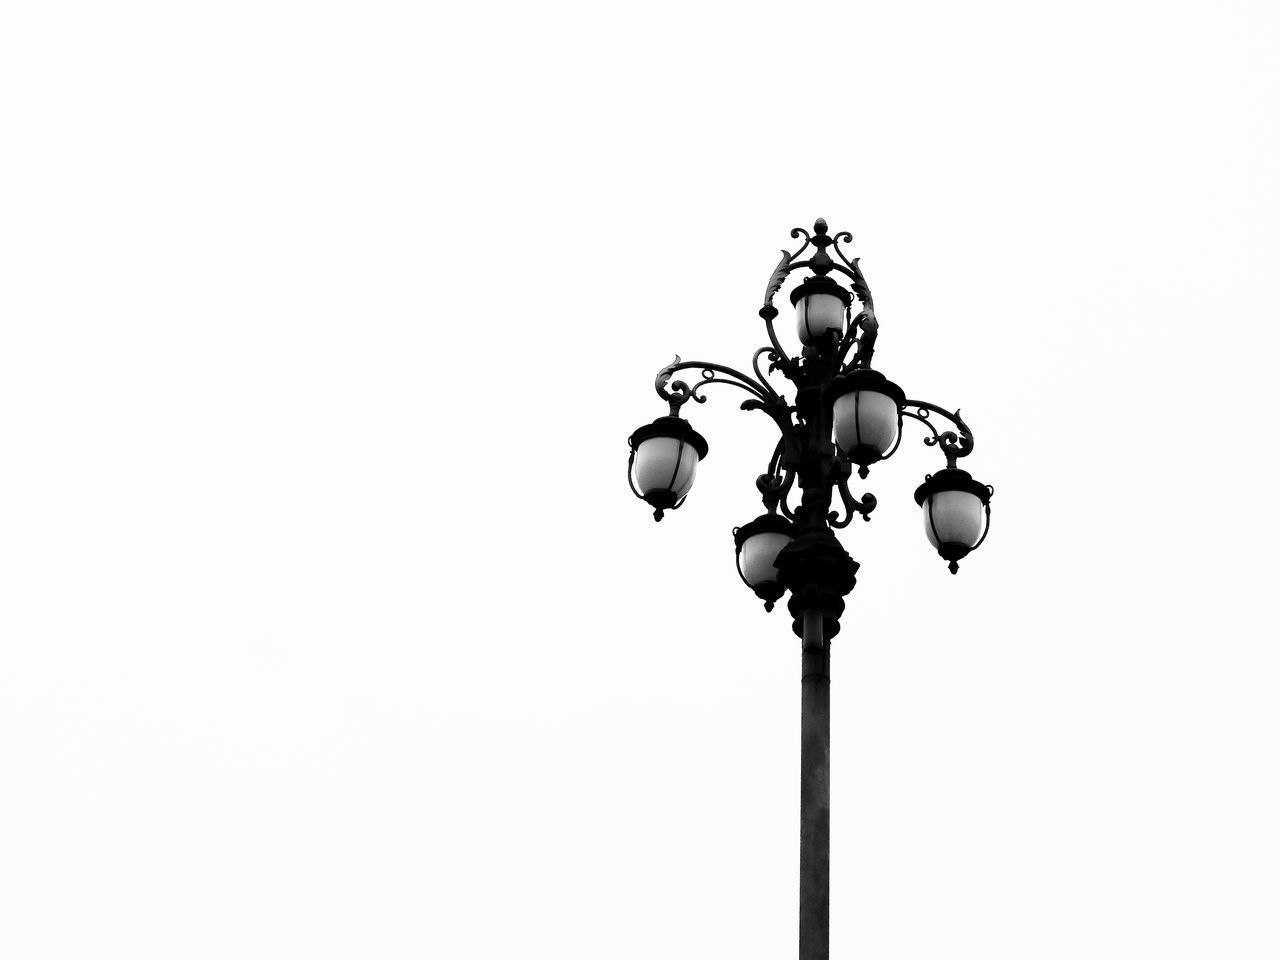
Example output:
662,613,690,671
832,389,899,457
738,531,792,587
633,436,699,500
795,292,846,345
922,489,986,549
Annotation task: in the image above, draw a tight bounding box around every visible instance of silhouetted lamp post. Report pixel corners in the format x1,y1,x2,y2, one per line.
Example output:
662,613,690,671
626,218,994,960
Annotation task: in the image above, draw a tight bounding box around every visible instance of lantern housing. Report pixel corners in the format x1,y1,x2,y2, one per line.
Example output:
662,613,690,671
790,276,852,346
733,513,795,611
913,468,993,574
828,369,906,474
627,416,709,521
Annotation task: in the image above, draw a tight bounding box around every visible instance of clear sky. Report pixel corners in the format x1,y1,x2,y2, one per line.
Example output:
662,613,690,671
2,1,1279,957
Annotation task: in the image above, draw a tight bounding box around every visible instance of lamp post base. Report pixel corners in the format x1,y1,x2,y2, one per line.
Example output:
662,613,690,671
800,609,830,960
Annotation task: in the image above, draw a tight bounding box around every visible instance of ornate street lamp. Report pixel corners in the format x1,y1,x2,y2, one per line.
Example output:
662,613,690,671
627,415,709,521
626,218,994,960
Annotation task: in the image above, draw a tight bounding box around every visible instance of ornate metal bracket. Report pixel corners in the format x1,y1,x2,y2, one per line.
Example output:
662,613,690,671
826,459,877,528
655,355,793,433
901,401,975,469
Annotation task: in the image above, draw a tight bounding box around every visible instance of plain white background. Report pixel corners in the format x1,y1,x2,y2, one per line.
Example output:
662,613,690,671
2,1,1279,957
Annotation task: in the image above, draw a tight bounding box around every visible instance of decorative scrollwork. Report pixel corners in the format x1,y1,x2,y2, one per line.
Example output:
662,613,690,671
691,363,757,401
924,430,959,450
853,312,878,370
835,320,859,369
751,346,786,399
655,355,694,415
761,251,791,316
762,311,797,377
760,227,813,316
690,368,759,403
655,356,796,437
827,477,877,529
846,258,875,313
658,356,767,401
829,229,868,291
902,402,975,468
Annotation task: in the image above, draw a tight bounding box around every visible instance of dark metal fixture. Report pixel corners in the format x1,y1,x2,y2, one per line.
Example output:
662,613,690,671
625,217,995,960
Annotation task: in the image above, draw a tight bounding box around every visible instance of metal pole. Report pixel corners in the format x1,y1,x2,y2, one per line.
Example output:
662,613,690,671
799,608,830,960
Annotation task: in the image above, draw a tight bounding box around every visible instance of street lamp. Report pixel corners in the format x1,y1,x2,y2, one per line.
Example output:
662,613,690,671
626,218,994,960
626,415,709,521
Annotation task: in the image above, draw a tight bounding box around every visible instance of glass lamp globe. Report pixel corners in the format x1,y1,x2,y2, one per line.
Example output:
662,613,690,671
790,276,852,346
913,468,993,573
733,514,795,610
627,416,709,521
829,369,906,476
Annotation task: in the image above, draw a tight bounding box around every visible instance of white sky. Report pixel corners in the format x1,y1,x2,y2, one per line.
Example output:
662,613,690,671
2,1,1279,957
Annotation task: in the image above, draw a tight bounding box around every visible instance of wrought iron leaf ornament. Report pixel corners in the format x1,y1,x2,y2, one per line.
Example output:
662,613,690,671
854,313,878,369
654,354,681,397
655,354,694,415
846,257,874,313
762,250,794,315
759,222,824,317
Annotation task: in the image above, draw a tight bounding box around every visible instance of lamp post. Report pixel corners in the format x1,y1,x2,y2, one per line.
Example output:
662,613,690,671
626,218,994,960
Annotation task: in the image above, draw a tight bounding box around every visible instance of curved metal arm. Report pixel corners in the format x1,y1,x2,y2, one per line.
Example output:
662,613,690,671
826,238,881,371
655,355,793,437
901,401,975,468
762,312,797,378
852,312,878,370
758,234,808,379
834,313,860,369
688,370,763,403
829,235,874,312
760,228,813,313
781,242,874,308
766,437,786,477
833,310,879,373
751,346,787,401
656,355,772,412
